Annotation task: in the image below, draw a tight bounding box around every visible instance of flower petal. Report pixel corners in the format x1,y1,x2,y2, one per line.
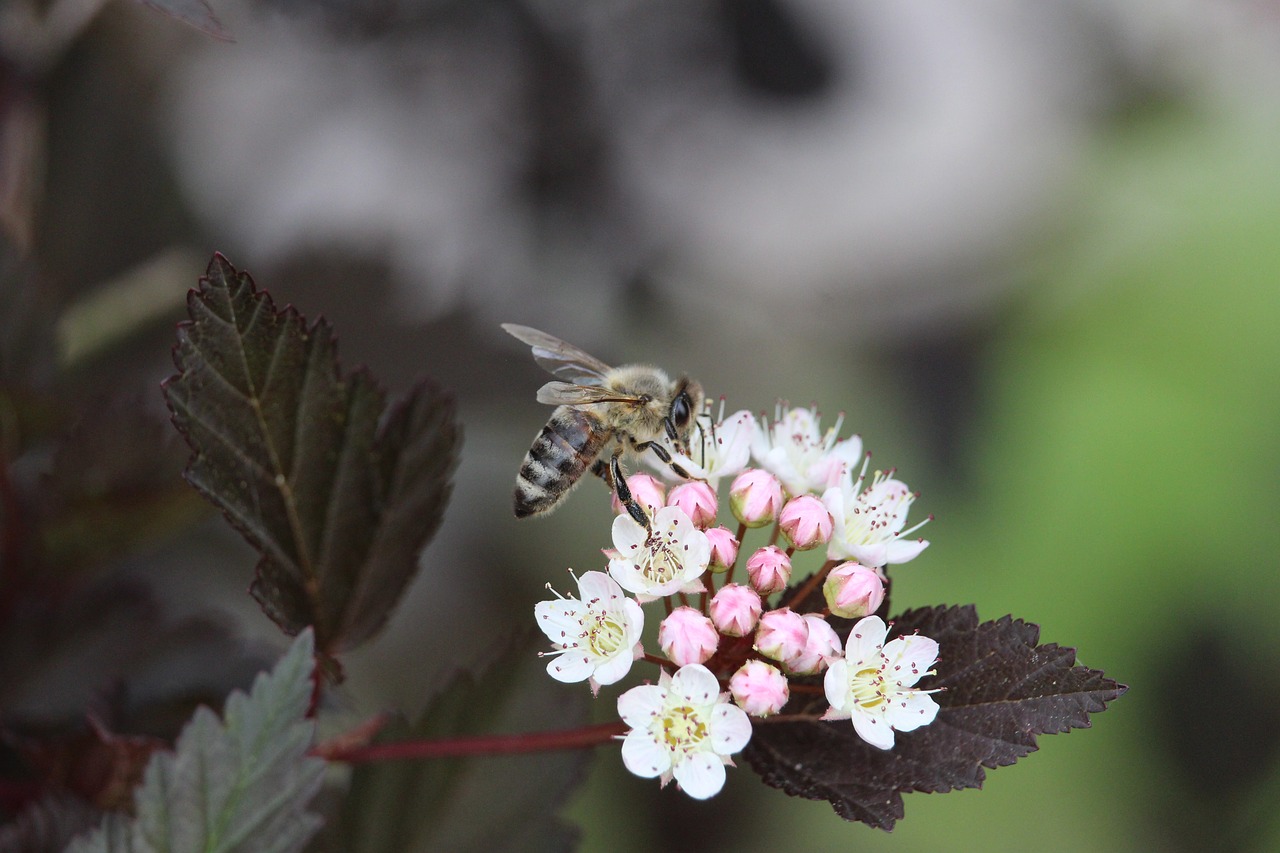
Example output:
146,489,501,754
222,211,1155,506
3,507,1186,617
885,537,930,564
672,752,727,800
546,651,593,683
845,616,888,664
883,691,940,733
534,601,585,642
607,557,646,596
611,513,648,553
823,659,850,712
617,684,665,727
852,708,895,750
621,729,670,779
591,651,636,686
843,542,890,569
669,664,721,707
576,570,623,605
621,598,646,644
709,704,753,755
883,634,939,688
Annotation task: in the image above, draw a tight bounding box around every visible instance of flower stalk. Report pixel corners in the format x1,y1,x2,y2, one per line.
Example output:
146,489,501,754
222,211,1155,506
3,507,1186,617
316,721,627,763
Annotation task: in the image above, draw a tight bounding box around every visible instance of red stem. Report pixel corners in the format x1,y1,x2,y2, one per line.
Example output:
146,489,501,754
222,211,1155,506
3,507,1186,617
780,558,839,611
317,721,627,764
643,652,673,670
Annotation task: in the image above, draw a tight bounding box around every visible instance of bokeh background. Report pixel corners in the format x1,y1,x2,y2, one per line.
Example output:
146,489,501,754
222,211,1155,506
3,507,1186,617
4,0,1280,850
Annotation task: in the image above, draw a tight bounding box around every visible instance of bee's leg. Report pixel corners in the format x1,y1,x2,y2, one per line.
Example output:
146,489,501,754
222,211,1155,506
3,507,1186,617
634,440,694,481
609,453,652,529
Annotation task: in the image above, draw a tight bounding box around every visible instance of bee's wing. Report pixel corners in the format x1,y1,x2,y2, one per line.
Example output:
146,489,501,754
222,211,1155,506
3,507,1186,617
535,381,646,407
502,323,612,385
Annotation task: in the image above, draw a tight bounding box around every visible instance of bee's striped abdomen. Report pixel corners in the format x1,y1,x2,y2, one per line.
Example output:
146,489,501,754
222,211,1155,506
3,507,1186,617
514,408,608,517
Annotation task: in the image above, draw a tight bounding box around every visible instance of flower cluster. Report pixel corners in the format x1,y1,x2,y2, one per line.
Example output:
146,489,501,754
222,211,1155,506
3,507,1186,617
535,403,938,799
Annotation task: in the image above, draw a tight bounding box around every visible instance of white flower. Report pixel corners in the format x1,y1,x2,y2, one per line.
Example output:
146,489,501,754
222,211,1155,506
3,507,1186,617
660,405,756,489
821,457,930,567
608,506,709,601
618,664,753,799
535,571,644,694
751,404,863,497
822,615,940,750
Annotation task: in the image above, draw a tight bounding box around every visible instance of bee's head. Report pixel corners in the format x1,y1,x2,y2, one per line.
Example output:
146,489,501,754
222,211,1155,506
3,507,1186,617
664,378,704,454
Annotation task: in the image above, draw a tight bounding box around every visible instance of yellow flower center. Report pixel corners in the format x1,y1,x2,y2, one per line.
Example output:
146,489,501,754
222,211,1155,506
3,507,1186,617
640,521,689,585
659,705,710,756
850,665,888,710
586,613,625,657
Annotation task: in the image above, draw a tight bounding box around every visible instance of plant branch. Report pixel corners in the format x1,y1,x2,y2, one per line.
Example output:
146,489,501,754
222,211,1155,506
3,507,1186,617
780,558,838,611
315,721,627,764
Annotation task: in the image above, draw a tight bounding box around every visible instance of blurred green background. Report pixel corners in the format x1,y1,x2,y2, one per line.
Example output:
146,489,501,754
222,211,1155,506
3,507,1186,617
4,1,1279,850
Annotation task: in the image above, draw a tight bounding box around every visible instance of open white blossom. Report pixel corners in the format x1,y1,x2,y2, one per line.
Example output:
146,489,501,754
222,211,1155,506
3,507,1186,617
535,571,644,693
608,506,709,601
822,457,930,567
822,615,940,750
752,404,863,497
659,404,756,489
618,664,753,799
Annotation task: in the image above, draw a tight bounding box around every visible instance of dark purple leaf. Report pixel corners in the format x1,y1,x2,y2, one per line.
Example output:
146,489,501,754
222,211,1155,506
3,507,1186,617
12,718,165,812
37,394,206,575
0,794,104,853
161,254,461,659
0,580,267,733
744,605,1127,830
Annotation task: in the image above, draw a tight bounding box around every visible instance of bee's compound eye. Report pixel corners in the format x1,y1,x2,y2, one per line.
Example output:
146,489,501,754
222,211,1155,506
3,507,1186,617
671,392,692,428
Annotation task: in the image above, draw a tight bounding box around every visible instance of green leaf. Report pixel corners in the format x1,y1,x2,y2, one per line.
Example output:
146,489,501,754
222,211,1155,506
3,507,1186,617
162,254,461,657
332,635,590,853
66,630,326,853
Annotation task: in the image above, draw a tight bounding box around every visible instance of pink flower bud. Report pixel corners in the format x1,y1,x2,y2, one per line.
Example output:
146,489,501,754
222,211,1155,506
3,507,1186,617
667,481,718,530
705,526,740,573
709,583,762,637
729,468,784,528
658,606,720,667
745,545,792,596
785,614,841,675
778,494,833,551
823,561,885,619
610,473,665,518
754,607,808,664
730,660,790,717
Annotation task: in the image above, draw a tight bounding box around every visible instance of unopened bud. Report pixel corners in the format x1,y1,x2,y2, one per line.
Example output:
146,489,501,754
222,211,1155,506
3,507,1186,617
785,614,841,675
823,561,885,619
709,583,762,637
754,607,808,664
730,660,790,717
658,606,719,667
778,494,833,550
705,526,740,573
745,545,792,596
610,473,665,518
729,468,784,528
667,481,718,530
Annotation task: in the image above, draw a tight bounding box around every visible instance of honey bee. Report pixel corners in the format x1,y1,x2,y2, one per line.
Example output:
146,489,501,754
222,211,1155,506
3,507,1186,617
503,323,704,528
